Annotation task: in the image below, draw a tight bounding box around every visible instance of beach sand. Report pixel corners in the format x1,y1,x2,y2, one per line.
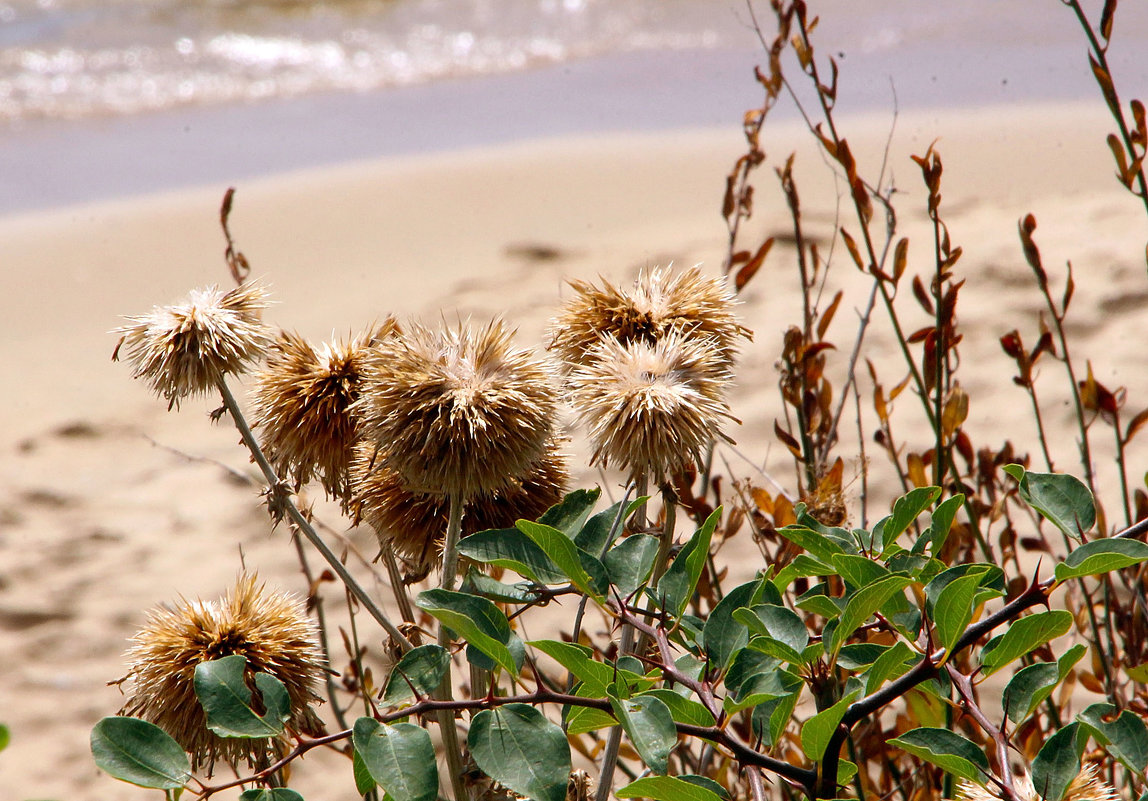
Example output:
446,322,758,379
2,97,1147,799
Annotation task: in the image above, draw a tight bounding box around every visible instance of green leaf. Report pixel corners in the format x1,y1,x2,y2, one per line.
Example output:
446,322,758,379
352,747,376,795
540,488,601,539
980,610,1073,676
933,574,982,657
353,718,438,801
617,776,725,801
830,575,913,657
0,723,8,753
887,727,990,784
457,528,564,584
1055,538,1148,582
738,604,808,652
864,641,916,696
90,717,190,790
657,508,720,617
416,589,518,676
773,554,837,593
610,694,676,775
193,655,289,738
724,647,802,713
884,487,942,545
1003,465,1096,541
469,704,571,801
795,587,843,620
239,791,306,801
777,524,847,563
382,645,451,707
530,640,653,697
575,495,643,555
831,554,891,591
1031,723,1081,801
800,690,860,761
517,520,608,599
919,494,964,556
703,577,766,671
637,689,715,727
1002,644,1085,724
461,570,542,603
1078,703,1148,772
837,643,889,670
751,691,800,747
604,534,660,597
467,631,526,674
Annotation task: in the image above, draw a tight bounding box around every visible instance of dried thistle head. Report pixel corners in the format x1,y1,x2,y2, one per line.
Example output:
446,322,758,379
349,441,570,579
954,764,1118,801
113,282,272,409
119,574,325,773
251,321,397,501
356,319,557,499
548,266,748,372
568,332,736,481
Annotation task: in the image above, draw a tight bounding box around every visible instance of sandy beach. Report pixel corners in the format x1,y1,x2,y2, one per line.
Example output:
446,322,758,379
4,6,1148,796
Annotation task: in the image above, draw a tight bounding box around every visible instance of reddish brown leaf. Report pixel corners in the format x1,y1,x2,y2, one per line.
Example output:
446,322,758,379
912,275,934,314
1090,53,1121,115
1108,133,1132,188
1000,330,1024,360
775,420,804,459
841,227,864,270
1125,407,1148,443
1100,0,1118,42
737,237,775,292
817,290,844,340
893,237,910,283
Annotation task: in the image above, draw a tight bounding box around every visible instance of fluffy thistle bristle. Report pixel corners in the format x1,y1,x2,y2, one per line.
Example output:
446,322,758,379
119,574,325,773
113,282,272,409
548,266,748,372
251,321,396,501
954,764,1118,801
356,319,557,499
568,332,736,481
349,441,570,579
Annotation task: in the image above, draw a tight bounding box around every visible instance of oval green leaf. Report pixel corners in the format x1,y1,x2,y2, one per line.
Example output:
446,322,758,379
416,589,517,676
1003,465,1095,541
90,716,191,790
800,690,859,761
1031,722,1081,801
887,727,990,784
610,694,676,775
980,610,1073,676
353,717,438,801
1055,538,1148,582
194,655,289,738
617,776,725,801
382,644,452,707
239,790,306,801
468,704,571,801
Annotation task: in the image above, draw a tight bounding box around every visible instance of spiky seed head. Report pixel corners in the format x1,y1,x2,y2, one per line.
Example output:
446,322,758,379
568,332,737,481
119,574,326,773
548,266,748,372
356,319,557,499
954,765,1118,801
349,441,570,579
251,321,397,501
113,282,272,409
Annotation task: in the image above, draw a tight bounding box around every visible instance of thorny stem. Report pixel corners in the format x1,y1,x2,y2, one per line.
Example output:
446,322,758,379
946,666,1017,800
215,377,413,652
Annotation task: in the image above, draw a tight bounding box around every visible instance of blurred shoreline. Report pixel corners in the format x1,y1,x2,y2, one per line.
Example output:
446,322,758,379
4,0,1148,216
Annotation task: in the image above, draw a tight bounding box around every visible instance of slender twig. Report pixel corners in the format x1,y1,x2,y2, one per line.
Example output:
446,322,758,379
436,492,470,801
215,377,413,652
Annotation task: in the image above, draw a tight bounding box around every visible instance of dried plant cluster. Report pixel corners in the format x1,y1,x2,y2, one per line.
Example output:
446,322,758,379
112,282,272,408
349,440,569,577
251,322,396,501
118,574,325,772
549,267,743,481
96,3,1148,801
356,319,559,500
